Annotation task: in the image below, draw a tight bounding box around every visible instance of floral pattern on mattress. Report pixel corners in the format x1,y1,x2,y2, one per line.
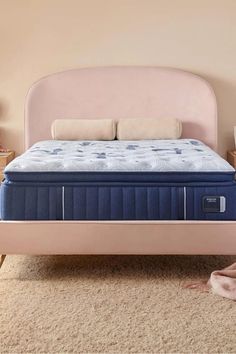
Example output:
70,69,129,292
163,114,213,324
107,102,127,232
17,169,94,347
5,139,234,172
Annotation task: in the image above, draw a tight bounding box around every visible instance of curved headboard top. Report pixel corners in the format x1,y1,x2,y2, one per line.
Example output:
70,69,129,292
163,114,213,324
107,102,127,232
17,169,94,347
25,66,217,150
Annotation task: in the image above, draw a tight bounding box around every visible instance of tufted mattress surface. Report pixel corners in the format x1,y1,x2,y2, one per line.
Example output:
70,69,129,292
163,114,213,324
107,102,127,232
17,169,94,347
5,139,234,172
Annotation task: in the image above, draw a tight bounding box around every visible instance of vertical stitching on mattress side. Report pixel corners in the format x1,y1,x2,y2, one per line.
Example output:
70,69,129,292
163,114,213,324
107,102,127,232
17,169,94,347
109,187,111,220
121,187,124,220
62,186,65,220
146,188,149,219
72,187,75,220
97,186,99,220
85,187,87,220
36,188,39,220
194,188,196,220
23,186,26,220
183,186,187,220
171,188,174,220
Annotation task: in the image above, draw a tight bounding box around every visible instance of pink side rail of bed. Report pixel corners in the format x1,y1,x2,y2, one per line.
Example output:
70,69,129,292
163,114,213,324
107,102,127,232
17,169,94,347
1,66,235,256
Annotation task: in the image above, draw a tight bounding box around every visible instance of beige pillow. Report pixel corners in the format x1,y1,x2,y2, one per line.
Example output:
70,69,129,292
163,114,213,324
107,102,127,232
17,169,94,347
51,119,116,140
117,118,182,140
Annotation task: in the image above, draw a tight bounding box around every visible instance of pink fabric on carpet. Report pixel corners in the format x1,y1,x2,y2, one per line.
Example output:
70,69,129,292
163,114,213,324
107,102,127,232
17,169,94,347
185,262,236,301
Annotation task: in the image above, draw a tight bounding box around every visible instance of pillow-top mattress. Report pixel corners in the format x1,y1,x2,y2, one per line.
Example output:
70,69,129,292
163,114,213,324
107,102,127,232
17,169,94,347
2,139,236,221
4,139,234,183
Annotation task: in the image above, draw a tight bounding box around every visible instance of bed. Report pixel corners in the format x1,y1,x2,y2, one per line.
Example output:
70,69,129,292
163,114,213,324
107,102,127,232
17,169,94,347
0,66,236,256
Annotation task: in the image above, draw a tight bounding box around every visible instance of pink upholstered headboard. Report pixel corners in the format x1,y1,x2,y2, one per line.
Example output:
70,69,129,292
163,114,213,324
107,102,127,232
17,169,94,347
25,66,217,150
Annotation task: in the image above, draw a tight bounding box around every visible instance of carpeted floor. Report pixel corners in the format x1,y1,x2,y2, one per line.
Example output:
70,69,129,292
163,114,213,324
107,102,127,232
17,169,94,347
0,255,236,353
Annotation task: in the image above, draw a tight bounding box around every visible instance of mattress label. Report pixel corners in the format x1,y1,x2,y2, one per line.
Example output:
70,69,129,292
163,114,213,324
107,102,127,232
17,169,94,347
202,196,226,213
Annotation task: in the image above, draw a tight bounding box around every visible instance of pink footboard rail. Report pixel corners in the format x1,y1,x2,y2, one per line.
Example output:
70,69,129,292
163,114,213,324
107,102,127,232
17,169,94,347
0,220,235,255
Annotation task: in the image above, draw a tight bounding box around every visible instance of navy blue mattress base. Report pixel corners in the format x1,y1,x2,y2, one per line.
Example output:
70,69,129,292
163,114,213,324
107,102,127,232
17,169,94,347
1,180,236,221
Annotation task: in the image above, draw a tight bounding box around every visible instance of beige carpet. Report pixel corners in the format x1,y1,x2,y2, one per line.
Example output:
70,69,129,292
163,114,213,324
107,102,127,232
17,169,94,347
1,255,236,353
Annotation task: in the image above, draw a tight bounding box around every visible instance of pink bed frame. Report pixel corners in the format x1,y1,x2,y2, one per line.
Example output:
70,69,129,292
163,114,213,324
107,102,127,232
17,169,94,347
1,66,235,255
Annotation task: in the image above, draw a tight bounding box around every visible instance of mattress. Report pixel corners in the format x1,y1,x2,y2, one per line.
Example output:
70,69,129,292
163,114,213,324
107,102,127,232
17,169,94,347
4,139,235,183
1,139,236,221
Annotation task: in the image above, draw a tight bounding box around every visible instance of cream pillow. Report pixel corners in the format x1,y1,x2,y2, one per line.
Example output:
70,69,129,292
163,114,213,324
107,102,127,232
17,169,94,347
117,118,182,140
51,119,116,140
